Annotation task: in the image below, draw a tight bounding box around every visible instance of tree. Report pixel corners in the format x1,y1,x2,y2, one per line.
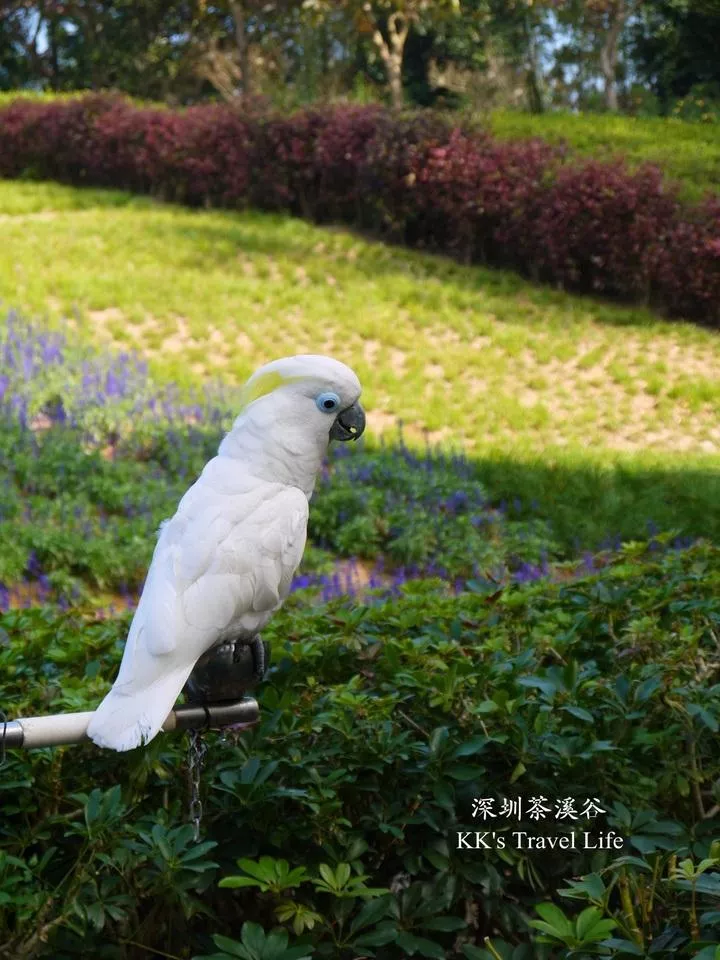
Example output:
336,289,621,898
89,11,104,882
593,0,635,110
552,0,637,111
304,0,474,108
629,0,720,109
0,1,213,99
191,1,307,102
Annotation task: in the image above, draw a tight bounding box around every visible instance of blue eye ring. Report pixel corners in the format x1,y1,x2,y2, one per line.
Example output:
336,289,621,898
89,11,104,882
316,391,340,413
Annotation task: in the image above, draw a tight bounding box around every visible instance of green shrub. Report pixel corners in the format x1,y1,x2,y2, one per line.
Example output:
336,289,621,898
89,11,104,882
0,540,718,957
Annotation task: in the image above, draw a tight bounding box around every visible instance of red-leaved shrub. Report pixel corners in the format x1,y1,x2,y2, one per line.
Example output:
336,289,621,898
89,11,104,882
529,160,681,301
650,196,720,320
414,130,562,266
0,95,717,327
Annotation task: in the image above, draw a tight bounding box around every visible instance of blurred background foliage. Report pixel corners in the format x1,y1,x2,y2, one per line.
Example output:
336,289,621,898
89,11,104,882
0,1,718,121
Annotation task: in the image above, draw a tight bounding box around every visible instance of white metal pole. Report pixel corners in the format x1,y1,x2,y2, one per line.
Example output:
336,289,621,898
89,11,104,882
1,698,259,750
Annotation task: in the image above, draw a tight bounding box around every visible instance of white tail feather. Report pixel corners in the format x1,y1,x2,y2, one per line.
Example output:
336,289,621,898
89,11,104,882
87,665,195,752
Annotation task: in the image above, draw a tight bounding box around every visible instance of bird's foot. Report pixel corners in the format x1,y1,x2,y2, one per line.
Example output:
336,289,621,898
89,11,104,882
184,636,270,705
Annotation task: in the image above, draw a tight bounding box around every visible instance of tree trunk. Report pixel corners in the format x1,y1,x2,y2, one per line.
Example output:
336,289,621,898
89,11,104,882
599,0,629,112
195,37,242,102
371,12,410,110
48,14,59,91
230,1,251,99
523,14,544,114
22,5,46,86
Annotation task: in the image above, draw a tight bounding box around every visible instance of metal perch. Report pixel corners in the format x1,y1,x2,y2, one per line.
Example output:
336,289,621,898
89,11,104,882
1,698,259,750
1,636,269,751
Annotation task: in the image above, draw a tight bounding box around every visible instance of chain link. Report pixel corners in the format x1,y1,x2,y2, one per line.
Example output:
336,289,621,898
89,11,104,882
187,728,208,843
0,710,7,768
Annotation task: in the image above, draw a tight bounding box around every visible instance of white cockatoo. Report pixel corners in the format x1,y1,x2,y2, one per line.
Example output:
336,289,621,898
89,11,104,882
87,355,365,752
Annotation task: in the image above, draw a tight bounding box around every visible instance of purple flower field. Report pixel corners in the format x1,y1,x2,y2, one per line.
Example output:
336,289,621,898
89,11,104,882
0,309,704,615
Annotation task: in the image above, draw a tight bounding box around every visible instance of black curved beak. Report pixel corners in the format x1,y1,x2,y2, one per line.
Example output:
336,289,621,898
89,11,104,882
330,401,366,442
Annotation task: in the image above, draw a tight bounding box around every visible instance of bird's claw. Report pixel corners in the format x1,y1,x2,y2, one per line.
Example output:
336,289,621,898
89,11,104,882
240,636,269,684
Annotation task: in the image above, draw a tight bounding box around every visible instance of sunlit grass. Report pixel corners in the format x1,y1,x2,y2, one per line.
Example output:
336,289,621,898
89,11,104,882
1,178,719,463
489,110,720,204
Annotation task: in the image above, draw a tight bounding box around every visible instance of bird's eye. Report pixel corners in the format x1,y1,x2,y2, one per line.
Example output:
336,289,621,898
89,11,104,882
316,391,340,413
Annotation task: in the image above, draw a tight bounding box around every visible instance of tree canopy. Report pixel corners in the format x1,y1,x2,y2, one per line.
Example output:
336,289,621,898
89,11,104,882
0,0,718,113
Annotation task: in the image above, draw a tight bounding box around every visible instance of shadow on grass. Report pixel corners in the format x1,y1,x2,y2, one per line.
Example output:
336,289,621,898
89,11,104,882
468,447,720,551
140,422,720,555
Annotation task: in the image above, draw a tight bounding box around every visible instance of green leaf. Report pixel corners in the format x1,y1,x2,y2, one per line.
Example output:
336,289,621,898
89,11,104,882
462,947,491,960
219,876,263,889
606,856,653,872
635,676,662,702
351,922,398,947
237,858,276,882
452,736,488,758
558,872,606,902
396,931,446,958
423,848,450,871
599,939,644,955
211,934,252,959
563,706,593,723
575,906,605,940
349,895,391,935
517,676,558,698
529,920,567,940
533,903,572,936
240,922,266,956
429,727,449,753
476,700,499,714
689,948,720,960
446,764,482,781
317,863,337,889
687,704,719,732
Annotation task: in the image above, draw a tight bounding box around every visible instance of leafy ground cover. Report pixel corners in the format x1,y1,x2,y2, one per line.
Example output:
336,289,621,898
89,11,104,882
1,539,719,958
488,111,720,205
1,307,719,956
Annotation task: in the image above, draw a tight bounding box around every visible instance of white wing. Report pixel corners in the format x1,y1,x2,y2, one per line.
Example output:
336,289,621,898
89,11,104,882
87,481,308,751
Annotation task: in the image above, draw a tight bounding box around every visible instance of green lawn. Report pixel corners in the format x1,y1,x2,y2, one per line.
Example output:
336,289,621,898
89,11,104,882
2,178,719,464
489,110,720,204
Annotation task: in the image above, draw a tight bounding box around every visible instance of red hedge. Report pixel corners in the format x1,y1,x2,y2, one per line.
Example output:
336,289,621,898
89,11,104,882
0,95,717,327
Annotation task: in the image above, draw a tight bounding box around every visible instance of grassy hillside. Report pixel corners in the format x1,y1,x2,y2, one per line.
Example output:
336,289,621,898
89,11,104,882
489,110,720,204
2,177,719,555
2,179,719,459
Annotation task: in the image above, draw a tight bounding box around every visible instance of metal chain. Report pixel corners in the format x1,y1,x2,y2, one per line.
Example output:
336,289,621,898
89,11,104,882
187,728,208,843
0,710,7,768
